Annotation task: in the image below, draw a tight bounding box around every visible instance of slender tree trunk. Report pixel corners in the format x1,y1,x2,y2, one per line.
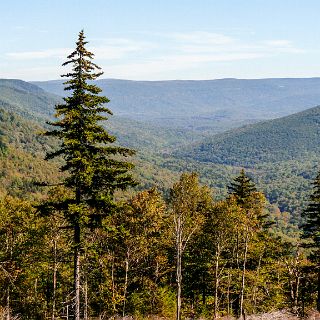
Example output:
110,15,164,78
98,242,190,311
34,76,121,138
52,239,57,320
286,253,301,313
294,275,300,313
74,222,81,320
288,269,295,308
227,270,231,316
317,269,320,312
6,286,10,320
214,243,220,320
123,250,130,317
239,230,249,318
176,250,182,320
236,232,240,269
74,186,82,320
202,271,206,306
252,252,263,313
84,276,88,320
176,216,182,320
111,254,116,314
34,278,38,301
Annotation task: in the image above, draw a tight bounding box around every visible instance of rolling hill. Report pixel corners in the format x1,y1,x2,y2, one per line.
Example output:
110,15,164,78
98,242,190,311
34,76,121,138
177,105,320,167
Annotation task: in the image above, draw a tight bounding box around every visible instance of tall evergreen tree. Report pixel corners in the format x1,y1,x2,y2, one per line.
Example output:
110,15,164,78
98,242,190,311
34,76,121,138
227,169,265,318
41,30,136,319
228,169,257,206
301,171,320,312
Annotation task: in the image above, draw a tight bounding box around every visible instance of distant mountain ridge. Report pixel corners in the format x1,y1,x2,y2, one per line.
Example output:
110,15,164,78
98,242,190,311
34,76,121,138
33,77,320,132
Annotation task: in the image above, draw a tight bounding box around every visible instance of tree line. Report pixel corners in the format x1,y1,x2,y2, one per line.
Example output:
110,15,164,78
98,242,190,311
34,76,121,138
0,31,319,319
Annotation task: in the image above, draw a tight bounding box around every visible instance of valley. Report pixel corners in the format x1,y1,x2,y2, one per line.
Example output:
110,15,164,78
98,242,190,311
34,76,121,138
1,78,320,224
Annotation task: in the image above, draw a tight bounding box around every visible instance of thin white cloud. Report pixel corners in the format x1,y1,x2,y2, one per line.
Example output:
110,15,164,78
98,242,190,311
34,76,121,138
105,52,266,79
260,40,305,54
263,40,292,47
90,40,156,60
6,38,155,61
170,31,233,45
12,25,49,34
172,32,304,55
13,26,28,31
7,48,71,60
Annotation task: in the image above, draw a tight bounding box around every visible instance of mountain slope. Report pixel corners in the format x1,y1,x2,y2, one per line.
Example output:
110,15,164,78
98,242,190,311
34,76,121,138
177,105,320,167
0,79,61,120
0,108,61,199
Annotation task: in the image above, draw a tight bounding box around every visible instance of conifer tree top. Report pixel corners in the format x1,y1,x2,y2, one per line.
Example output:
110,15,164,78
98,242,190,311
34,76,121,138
43,30,136,220
302,171,320,249
228,169,257,205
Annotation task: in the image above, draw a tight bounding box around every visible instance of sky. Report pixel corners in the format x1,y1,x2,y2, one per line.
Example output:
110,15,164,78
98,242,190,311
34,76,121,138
1,0,320,81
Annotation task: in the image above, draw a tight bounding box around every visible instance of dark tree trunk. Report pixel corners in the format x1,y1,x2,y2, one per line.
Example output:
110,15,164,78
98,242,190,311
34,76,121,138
52,239,57,320
176,216,182,320
214,244,220,320
6,286,10,320
74,223,81,320
317,269,320,312
123,251,130,317
239,230,249,317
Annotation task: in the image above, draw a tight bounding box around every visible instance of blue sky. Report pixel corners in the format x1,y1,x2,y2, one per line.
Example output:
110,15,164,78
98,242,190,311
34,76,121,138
1,0,320,80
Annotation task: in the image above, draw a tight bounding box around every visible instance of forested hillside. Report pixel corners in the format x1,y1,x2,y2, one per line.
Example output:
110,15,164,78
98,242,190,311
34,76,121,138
0,79,60,120
177,105,320,166
0,108,60,199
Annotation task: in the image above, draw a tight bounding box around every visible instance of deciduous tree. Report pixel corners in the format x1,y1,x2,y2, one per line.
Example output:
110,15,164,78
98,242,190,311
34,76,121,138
169,173,212,320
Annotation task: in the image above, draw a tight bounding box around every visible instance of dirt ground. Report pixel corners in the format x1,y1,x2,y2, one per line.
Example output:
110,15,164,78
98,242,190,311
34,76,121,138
222,310,320,320
117,310,320,320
